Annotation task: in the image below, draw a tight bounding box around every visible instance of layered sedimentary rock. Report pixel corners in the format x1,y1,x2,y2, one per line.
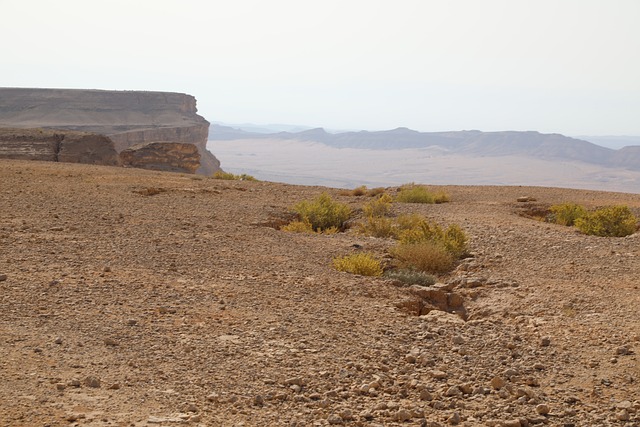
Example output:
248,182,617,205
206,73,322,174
120,142,200,174
0,88,221,174
0,127,119,165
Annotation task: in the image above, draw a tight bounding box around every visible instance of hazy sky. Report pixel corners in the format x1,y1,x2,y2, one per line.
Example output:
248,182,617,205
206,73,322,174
3,0,640,135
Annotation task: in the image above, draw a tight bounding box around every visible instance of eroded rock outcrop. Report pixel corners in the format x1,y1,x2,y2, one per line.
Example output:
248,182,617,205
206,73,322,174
0,88,221,174
0,127,120,165
120,142,200,174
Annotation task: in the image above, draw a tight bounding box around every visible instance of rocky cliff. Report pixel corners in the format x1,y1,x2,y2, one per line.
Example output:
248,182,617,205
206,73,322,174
0,88,221,174
0,127,120,165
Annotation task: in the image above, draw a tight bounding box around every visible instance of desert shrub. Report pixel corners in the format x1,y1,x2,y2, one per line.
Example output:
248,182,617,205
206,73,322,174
352,185,368,196
396,184,449,204
363,193,393,218
213,171,258,181
291,193,352,232
357,216,396,238
396,215,468,257
367,187,386,197
333,252,383,276
549,203,587,226
391,242,455,274
384,268,436,286
574,205,638,237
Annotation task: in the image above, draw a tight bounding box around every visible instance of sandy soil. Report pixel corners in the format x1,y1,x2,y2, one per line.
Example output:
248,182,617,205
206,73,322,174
0,159,639,426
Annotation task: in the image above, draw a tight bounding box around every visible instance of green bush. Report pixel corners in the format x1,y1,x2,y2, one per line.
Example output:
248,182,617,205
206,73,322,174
291,193,352,233
281,220,314,233
574,205,638,237
391,242,455,274
549,203,587,226
357,215,396,238
363,193,393,218
396,184,449,204
397,215,468,257
384,268,436,286
333,252,383,276
212,171,258,181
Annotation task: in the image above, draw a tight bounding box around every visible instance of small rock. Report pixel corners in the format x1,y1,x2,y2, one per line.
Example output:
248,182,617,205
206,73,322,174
103,265,111,272
395,409,412,422
616,409,630,421
206,393,219,402
83,376,101,388
502,420,521,427
55,383,66,391
448,411,461,425
67,379,81,387
452,335,465,345
104,338,119,346
431,370,448,379
339,409,353,421
54,337,63,345
127,319,138,326
327,414,343,424
536,404,550,415
445,386,462,397
491,376,506,389
0,274,7,281
284,377,304,386
420,389,433,401
616,345,632,355
540,337,551,347
254,394,264,406
108,383,120,390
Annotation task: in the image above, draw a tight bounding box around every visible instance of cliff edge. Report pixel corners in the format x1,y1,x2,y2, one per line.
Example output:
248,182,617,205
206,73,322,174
0,88,221,174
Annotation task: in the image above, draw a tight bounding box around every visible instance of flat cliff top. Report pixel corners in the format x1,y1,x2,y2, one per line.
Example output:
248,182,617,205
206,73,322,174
0,87,208,134
1,159,639,426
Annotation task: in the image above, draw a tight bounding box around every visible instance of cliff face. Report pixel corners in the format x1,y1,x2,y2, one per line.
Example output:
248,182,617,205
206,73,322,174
120,142,200,174
0,88,221,174
0,128,120,165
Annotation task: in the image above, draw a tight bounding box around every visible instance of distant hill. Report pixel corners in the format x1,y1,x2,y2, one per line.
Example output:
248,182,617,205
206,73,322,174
209,124,637,171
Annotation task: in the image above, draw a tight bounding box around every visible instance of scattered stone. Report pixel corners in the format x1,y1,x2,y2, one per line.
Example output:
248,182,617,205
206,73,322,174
55,383,66,391
284,377,304,386
448,411,461,425
540,336,551,347
108,383,120,390
536,404,550,415
254,394,264,406
445,386,462,397
431,370,448,380
616,409,630,421
616,345,632,355
339,409,353,421
395,409,412,422
127,319,138,326
327,414,343,424
83,376,101,388
451,335,465,345
502,420,522,427
0,274,7,281
104,338,119,346
206,393,219,403
67,379,81,388
420,389,433,401
491,376,506,390
54,337,63,345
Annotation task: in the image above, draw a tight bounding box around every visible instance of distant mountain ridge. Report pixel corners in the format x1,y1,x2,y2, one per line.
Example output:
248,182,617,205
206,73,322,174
209,124,638,171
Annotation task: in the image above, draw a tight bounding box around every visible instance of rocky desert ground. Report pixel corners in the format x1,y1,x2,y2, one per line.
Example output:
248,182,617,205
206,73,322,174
1,159,639,426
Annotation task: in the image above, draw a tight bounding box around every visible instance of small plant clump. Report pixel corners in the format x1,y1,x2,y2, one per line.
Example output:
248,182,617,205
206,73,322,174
574,205,638,237
212,171,258,181
333,252,383,276
549,203,587,226
391,241,455,274
363,193,393,218
383,268,436,286
396,184,449,204
288,193,352,233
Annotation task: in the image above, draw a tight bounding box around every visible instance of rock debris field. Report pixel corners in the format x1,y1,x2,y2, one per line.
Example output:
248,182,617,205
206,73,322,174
0,159,639,426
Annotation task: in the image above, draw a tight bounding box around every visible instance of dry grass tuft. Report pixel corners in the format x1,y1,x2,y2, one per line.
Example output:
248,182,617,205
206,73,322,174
333,252,383,276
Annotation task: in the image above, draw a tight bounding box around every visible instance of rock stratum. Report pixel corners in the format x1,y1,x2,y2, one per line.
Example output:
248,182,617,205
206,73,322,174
0,88,221,174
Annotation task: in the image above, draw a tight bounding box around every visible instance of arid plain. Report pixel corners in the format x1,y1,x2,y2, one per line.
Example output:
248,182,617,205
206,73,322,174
1,159,639,426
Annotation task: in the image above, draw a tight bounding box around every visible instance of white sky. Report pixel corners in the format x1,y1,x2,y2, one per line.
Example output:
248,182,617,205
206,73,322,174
2,0,640,135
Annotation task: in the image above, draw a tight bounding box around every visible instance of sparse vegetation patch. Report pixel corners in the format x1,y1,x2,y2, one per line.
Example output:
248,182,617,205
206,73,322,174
333,252,383,276
383,268,436,286
391,241,455,274
574,205,638,237
212,171,258,181
287,193,352,233
396,184,449,204
549,203,587,226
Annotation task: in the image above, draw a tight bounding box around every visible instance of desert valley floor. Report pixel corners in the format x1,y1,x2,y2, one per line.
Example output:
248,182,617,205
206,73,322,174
0,159,639,426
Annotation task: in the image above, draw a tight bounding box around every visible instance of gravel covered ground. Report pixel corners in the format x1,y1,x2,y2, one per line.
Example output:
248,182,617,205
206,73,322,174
1,159,639,426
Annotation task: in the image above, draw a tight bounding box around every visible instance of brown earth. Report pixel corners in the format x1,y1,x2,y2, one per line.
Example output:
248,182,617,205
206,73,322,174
0,159,638,427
